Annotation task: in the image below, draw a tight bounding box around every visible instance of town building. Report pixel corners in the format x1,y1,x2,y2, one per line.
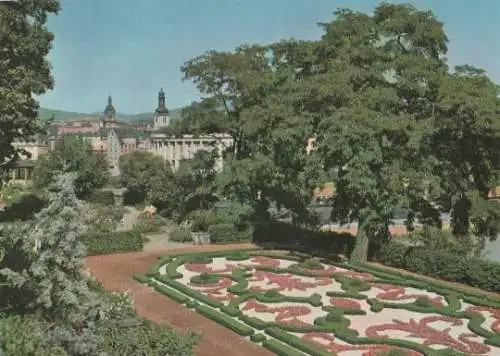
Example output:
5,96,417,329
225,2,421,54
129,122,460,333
148,133,233,171
3,135,49,185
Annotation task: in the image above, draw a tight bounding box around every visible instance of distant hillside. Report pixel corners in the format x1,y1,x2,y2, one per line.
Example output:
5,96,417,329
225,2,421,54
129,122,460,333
38,107,183,123
38,107,90,121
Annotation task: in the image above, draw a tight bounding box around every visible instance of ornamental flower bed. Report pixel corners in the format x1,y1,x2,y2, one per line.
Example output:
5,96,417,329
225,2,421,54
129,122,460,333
136,250,500,355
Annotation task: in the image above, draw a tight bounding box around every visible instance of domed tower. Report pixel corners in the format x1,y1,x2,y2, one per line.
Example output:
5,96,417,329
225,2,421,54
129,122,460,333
153,88,170,130
103,95,120,176
104,95,116,124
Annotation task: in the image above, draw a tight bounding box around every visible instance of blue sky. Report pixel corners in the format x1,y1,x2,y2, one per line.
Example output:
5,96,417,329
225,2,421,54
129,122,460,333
38,0,500,114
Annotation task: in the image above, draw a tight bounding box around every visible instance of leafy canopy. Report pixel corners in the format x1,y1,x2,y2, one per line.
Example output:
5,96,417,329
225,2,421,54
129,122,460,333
33,136,109,199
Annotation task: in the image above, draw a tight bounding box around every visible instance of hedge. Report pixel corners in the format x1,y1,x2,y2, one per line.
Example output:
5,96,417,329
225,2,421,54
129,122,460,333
265,327,332,356
250,333,266,343
262,339,305,356
376,241,500,293
155,275,223,308
81,230,143,255
195,305,254,336
170,228,193,242
208,223,252,243
87,190,115,206
252,221,355,256
152,283,189,304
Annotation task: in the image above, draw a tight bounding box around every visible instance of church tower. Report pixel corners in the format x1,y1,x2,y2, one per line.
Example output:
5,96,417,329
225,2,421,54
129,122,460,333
103,95,120,176
153,88,170,130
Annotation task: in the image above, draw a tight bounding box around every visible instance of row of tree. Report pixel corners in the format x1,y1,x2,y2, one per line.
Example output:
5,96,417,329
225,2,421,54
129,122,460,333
2,3,500,264
169,3,500,261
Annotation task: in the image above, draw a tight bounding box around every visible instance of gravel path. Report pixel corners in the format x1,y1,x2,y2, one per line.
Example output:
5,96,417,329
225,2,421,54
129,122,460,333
85,244,272,356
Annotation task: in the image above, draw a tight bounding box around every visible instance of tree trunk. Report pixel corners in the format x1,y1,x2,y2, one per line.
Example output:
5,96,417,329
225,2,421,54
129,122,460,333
350,220,369,263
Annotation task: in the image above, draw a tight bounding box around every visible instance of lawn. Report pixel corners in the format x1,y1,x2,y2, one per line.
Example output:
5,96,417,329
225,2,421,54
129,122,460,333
134,249,500,356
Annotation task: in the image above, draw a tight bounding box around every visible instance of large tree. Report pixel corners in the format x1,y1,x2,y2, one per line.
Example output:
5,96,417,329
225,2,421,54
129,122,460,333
119,150,174,205
182,44,320,224
313,3,500,261
33,136,109,199
0,0,60,168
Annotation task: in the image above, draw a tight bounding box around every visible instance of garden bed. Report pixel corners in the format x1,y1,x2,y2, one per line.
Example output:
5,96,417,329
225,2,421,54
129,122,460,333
136,249,500,355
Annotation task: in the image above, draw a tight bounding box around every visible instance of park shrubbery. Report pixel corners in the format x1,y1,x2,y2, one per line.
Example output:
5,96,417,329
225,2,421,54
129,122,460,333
81,229,143,255
170,228,193,242
0,193,47,222
208,223,252,243
86,190,115,206
375,228,500,293
133,214,168,234
252,221,355,256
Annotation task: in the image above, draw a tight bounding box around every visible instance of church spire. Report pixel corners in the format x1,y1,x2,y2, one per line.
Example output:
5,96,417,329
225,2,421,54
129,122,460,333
104,95,116,121
155,88,168,114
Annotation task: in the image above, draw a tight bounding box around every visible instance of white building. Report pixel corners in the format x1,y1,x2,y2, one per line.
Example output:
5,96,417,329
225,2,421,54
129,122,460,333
149,133,233,171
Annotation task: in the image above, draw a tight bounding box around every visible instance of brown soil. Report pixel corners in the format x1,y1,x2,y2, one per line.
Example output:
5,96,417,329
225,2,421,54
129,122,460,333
85,243,274,356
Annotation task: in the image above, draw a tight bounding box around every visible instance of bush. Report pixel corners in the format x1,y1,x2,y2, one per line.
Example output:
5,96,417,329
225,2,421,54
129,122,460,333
376,240,500,293
0,315,68,356
190,273,220,285
81,230,143,255
0,193,47,222
170,228,193,242
101,318,200,356
133,215,167,234
186,209,215,232
252,221,355,256
208,223,252,244
86,190,115,206
195,305,254,336
123,188,144,206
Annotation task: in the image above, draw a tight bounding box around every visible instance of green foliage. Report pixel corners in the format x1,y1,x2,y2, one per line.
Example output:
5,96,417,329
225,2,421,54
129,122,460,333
170,228,193,242
0,0,59,167
0,183,26,206
133,214,168,234
1,173,104,354
252,221,355,256
207,223,252,243
119,151,174,206
195,305,254,336
101,319,200,356
376,237,500,293
190,273,220,285
164,150,220,221
0,315,68,356
33,136,109,199
86,189,115,206
263,339,305,356
81,230,143,256
0,193,47,222
299,258,324,270
186,209,215,232
187,256,213,264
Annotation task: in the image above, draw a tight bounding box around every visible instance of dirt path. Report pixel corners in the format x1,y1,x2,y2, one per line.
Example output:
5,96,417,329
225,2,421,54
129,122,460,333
85,244,273,356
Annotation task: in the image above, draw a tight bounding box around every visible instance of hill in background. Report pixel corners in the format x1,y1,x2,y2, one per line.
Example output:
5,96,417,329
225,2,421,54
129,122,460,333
38,107,183,123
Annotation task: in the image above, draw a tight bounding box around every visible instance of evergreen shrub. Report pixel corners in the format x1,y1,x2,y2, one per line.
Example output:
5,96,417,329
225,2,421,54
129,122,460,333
81,230,143,255
207,223,252,243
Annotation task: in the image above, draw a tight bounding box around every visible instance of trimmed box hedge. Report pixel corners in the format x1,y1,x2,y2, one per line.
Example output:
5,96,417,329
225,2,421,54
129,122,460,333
155,275,223,308
195,305,254,337
262,339,305,356
152,283,189,304
208,223,252,244
82,230,143,255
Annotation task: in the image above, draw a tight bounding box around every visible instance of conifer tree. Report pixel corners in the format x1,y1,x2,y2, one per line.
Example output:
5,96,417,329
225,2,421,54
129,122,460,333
27,173,103,355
